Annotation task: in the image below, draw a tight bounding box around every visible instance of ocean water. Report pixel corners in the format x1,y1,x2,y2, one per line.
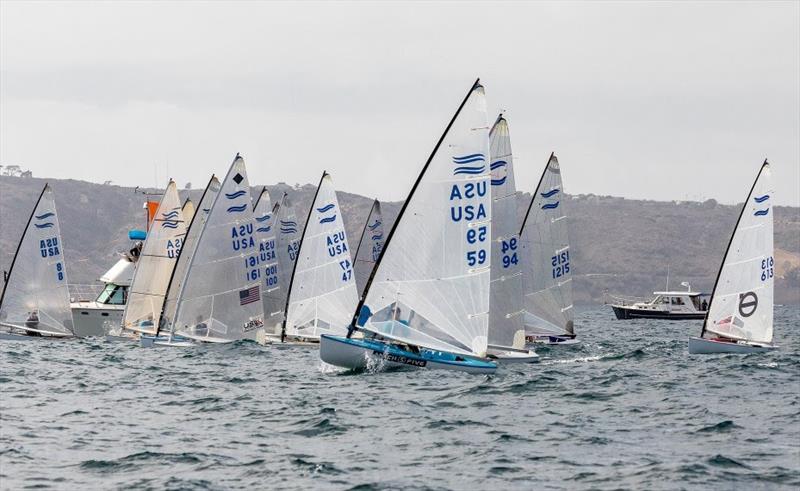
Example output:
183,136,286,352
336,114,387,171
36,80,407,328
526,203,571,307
1,306,798,490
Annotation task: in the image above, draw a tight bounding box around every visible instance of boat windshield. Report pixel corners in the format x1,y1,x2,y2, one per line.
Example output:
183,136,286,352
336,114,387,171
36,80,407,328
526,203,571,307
96,284,127,305
652,295,669,305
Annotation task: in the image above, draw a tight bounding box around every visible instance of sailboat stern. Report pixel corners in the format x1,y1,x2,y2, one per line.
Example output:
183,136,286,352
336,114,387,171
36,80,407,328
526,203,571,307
688,336,777,354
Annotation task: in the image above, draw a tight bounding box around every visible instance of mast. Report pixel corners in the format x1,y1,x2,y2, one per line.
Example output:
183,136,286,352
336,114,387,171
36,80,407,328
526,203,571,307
519,152,555,236
281,171,327,342
153,175,214,336
348,78,483,337
0,183,50,310
700,159,769,338
253,186,268,211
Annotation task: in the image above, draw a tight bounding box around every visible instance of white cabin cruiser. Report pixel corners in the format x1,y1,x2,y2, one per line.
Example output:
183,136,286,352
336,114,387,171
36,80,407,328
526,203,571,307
70,241,140,337
609,285,709,320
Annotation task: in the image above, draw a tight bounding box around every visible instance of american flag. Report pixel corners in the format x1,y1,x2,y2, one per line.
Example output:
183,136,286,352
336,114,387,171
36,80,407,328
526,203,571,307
239,285,260,306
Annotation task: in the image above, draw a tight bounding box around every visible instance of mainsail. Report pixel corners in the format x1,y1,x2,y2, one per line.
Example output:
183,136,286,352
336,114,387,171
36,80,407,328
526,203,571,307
122,181,187,334
0,184,73,336
275,193,301,309
253,187,283,330
182,197,195,224
354,79,492,357
702,161,774,344
172,155,265,342
161,176,220,331
353,199,385,298
487,115,526,349
283,172,359,340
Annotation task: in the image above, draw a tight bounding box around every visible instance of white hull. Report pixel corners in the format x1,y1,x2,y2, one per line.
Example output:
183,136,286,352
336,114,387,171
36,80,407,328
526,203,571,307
0,330,70,341
527,335,581,347
71,303,124,337
688,336,777,354
140,334,195,348
320,335,497,374
487,347,540,364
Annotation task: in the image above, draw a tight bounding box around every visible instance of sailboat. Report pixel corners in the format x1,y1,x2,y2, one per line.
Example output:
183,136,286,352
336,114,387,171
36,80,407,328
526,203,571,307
320,79,498,374
520,153,580,346
0,184,74,340
277,172,359,344
485,115,538,363
353,199,385,298
252,187,284,334
689,160,778,354
121,180,187,341
159,155,265,344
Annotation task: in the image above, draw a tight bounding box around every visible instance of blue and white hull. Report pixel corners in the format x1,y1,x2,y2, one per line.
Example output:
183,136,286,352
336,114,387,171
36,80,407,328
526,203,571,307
688,336,777,354
320,335,497,374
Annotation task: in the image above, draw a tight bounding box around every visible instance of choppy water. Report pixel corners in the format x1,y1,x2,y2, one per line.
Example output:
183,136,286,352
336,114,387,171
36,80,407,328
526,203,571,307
1,306,798,490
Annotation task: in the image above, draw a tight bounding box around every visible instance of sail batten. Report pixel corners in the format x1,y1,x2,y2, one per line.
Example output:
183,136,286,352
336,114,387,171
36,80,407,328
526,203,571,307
355,80,492,357
0,184,73,336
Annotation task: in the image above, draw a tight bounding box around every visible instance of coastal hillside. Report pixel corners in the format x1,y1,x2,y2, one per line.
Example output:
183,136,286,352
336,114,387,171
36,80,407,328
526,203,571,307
1,175,798,304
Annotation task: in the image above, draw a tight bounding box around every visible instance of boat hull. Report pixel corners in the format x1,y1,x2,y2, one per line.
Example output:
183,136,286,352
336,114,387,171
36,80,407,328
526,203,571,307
688,337,777,354
71,304,124,337
487,348,540,364
140,334,195,348
526,334,581,346
612,305,705,320
320,335,497,374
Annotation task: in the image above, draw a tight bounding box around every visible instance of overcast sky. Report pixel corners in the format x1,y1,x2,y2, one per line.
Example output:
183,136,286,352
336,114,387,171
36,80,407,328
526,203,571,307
1,1,798,205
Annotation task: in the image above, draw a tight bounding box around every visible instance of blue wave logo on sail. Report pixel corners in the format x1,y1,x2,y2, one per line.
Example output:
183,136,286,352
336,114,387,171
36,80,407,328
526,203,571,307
280,220,297,226
226,204,248,213
280,227,297,234
541,201,560,210
225,190,247,199
161,221,180,229
316,203,335,213
490,160,507,171
257,226,272,233
161,210,180,220
371,233,383,241
753,208,770,217
280,220,297,234
35,212,55,220
34,223,54,229
256,214,271,223
453,153,486,176
753,195,770,203
319,215,337,224
541,189,560,198
490,160,508,186
368,220,382,230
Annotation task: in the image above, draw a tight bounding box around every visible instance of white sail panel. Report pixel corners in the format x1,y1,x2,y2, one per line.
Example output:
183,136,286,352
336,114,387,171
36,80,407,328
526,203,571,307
521,154,575,336
488,116,526,349
703,163,774,344
123,181,187,334
253,188,283,330
285,173,359,339
182,198,195,225
0,184,73,336
275,193,301,310
173,156,265,341
353,200,385,298
358,82,492,357
162,176,220,331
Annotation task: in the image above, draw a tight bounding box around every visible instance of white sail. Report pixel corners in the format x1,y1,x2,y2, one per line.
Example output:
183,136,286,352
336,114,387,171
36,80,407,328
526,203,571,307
162,176,220,331
275,193,301,309
702,161,774,344
122,181,187,334
356,80,492,357
172,156,265,342
253,187,283,330
0,184,73,336
487,115,526,349
182,198,195,225
521,153,575,336
353,199,385,298
284,173,359,339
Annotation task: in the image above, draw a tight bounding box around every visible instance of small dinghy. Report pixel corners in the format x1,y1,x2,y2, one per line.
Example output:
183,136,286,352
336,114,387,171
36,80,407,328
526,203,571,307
165,155,265,344
485,114,537,363
689,160,778,354
0,184,74,340
320,79,497,374
276,172,359,344
252,187,284,334
120,180,188,339
520,153,580,347
353,199,385,298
